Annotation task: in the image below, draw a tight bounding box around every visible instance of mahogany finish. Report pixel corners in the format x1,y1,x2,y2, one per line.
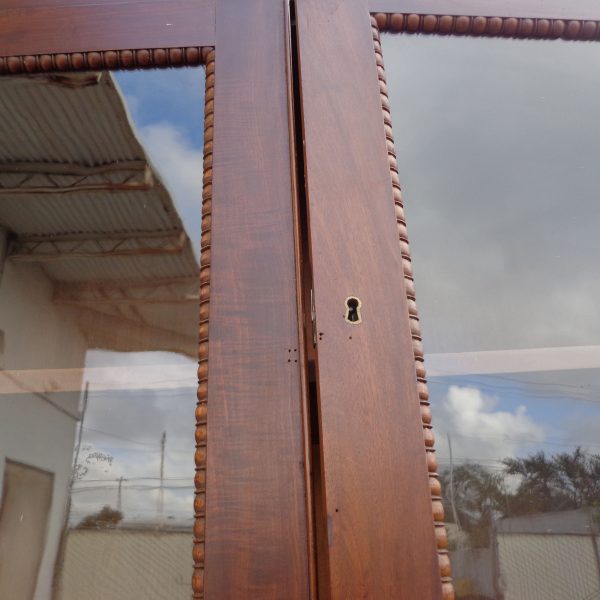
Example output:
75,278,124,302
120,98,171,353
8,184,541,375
371,17,453,598
0,0,215,57
202,1,310,598
373,11,600,40
295,0,441,598
2,0,597,597
193,47,215,599
0,47,208,75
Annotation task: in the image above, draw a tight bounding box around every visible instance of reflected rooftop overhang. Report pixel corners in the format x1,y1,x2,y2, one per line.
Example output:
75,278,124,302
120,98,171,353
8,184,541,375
0,72,199,357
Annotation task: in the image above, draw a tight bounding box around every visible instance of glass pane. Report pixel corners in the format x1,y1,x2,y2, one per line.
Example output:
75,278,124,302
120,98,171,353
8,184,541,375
0,67,204,599
382,34,600,599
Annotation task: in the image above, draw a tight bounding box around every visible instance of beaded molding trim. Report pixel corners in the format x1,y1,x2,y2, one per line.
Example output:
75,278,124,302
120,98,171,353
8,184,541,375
192,48,214,600
371,17,454,600
0,47,211,74
373,12,600,40
0,42,213,597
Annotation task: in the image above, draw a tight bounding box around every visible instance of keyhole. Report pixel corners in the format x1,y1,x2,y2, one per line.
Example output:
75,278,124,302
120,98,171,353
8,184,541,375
346,299,359,322
344,296,362,324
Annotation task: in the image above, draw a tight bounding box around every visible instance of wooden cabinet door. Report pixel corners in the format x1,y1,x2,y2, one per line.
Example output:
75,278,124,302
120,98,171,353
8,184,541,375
0,2,311,599
203,2,311,598
294,1,441,598
3,1,600,598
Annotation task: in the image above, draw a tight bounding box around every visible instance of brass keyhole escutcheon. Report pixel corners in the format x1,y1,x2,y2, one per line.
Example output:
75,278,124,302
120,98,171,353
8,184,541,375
344,296,362,324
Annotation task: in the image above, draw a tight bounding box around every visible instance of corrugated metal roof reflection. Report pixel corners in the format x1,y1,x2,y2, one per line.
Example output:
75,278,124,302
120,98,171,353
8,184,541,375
0,73,144,166
42,251,197,283
0,71,201,357
0,187,179,235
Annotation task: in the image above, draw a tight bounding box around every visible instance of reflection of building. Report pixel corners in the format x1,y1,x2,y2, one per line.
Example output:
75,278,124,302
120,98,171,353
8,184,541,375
451,509,600,600
496,509,600,600
0,72,198,599
60,525,192,600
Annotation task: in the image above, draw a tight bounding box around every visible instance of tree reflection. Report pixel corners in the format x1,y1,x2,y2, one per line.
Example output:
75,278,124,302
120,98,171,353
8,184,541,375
442,447,600,550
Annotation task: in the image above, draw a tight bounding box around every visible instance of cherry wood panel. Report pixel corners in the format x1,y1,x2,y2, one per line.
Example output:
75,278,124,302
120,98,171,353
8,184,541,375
373,11,600,40
0,0,215,57
295,0,441,598
0,48,208,75
369,0,600,20
370,18,452,596
203,1,311,598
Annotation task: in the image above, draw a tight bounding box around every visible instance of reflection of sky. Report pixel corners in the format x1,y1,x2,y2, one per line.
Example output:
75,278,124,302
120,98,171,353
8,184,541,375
115,68,204,150
114,68,205,256
71,350,197,525
381,35,600,471
430,369,600,469
382,35,600,354
69,67,205,526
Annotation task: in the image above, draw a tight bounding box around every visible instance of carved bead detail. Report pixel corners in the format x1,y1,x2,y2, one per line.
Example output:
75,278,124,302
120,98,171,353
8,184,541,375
192,568,204,594
373,12,600,41
432,498,445,522
425,448,437,473
0,47,210,74
193,542,205,563
423,425,435,447
199,302,210,322
195,426,208,444
198,322,210,341
439,551,452,578
429,474,442,497
192,49,215,600
197,362,208,381
371,20,454,598
435,524,449,549
194,469,206,489
421,404,432,425
442,580,456,600
194,493,206,515
196,401,208,420
195,447,207,466
417,381,429,401
415,359,427,379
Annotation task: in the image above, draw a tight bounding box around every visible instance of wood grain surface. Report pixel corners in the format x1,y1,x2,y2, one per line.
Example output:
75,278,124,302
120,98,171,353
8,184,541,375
373,11,600,40
0,0,215,57
203,1,311,598
295,0,442,597
371,18,453,597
